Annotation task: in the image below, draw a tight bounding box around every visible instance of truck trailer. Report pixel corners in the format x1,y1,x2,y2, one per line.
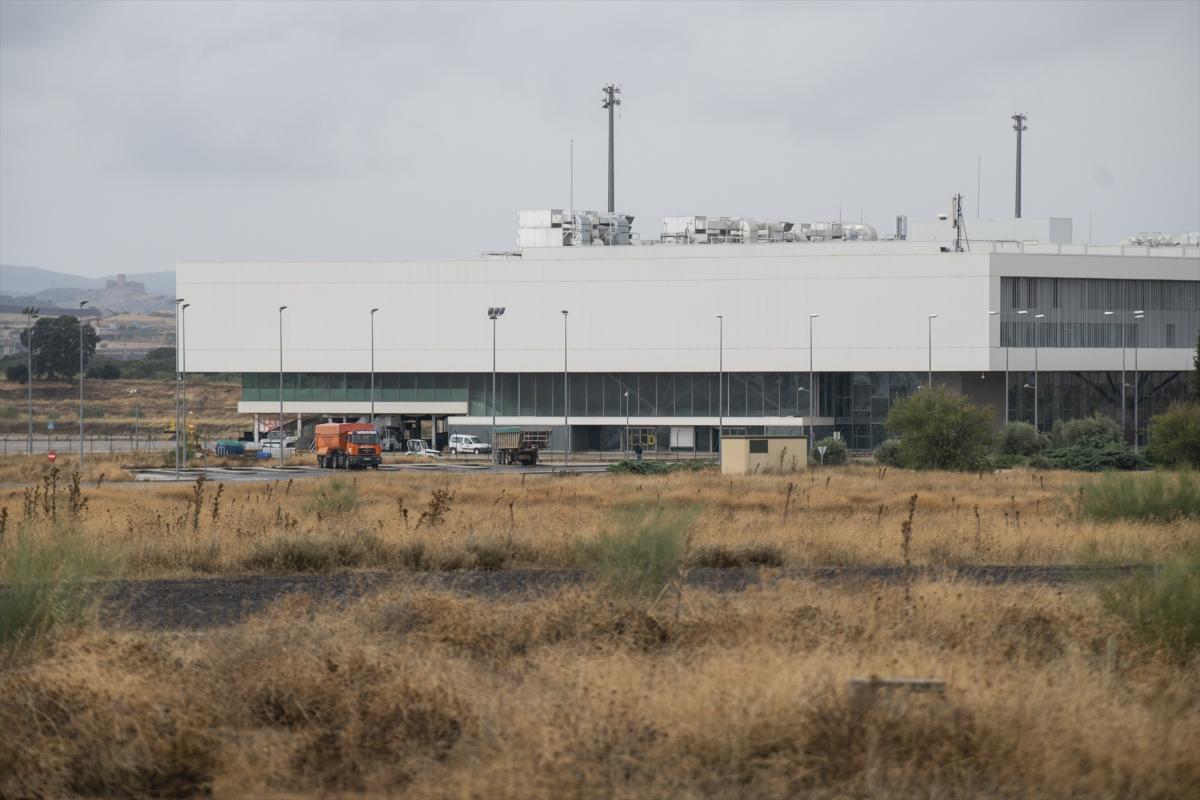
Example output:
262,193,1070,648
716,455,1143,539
315,423,382,469
493,426,548,465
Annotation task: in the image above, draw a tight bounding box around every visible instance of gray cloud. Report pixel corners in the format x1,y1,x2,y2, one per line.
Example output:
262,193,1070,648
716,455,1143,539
1,0,1197,275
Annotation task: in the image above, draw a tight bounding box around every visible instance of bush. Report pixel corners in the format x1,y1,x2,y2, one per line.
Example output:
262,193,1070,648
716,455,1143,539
5,362,29,384
1100,555,1200,662
812,437,848,466
1050,414,1121,447
873,438,904,467
1,526,109,659
1079,470,1200,522
1145,403,1200,468
689,543,784,568
240,529,387,573
84,360,121,380
995,422,1048,456
608,460,716,475
1033,439,1145,472
576,504,698,598
302,478,358,516
883,386,993,471
990,453,1027,469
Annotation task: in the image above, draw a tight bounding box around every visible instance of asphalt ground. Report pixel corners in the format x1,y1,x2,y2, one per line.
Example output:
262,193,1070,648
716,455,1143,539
92,565,1140,631
132,461,612,482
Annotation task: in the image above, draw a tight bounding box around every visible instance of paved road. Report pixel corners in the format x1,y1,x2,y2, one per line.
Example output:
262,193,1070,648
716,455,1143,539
132,461,613,482
95,565,1140,631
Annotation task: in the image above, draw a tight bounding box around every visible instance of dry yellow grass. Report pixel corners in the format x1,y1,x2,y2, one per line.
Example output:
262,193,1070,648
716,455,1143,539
0,376,241,437
1,465,1195,578
2,580,1197,798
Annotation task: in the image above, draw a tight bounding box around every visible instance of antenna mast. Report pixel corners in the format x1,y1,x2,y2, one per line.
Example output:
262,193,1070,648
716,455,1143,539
1011,113,1027,218
602,84,621,213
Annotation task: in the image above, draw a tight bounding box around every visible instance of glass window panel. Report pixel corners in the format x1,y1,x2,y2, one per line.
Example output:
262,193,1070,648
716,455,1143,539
729,373,748,417
694,373,710,417
569,374,587,417
657,374,675,417
638,374,655,416
676,373,693,417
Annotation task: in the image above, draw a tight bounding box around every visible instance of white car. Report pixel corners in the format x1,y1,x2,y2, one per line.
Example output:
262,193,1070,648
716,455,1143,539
406,439,441,458
448,434,492,455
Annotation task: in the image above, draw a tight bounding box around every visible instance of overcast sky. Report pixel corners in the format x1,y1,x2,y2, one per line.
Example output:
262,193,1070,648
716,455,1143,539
1,0,1197,277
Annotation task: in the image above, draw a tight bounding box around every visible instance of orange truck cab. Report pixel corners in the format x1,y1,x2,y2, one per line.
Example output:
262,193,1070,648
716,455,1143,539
315,423,382,470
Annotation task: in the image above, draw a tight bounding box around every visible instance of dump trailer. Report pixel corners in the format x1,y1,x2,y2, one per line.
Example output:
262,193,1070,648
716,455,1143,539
493,426,547,465
315,423,382,469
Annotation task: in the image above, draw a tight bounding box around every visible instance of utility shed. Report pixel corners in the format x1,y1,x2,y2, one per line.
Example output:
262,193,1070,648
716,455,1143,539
720,435,808,475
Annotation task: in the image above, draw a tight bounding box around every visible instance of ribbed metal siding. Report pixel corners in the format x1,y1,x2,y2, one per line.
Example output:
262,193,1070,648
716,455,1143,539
1000,277,1199,348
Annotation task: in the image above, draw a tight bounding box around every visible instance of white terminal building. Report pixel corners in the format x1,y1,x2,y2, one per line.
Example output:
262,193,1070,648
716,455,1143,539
177,209,1199,453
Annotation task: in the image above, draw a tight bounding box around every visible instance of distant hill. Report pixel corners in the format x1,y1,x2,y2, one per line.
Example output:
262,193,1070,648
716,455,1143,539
0,264,174,297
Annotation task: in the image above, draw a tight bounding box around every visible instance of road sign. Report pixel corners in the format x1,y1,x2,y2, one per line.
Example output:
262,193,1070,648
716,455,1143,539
817,445,828,465
47,451,57,463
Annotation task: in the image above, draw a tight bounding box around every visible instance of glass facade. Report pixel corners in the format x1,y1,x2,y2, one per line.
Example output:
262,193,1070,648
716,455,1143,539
1000,277,1199,348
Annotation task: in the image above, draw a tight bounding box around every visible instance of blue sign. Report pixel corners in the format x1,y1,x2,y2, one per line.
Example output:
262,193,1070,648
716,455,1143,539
47,421,55,431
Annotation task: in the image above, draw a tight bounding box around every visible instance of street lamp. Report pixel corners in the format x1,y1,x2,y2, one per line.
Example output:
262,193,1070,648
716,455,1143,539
79,300,88,471
1033,313,1045,431
927,314,938,389
809,313,818,454
624,389,630,460
370,308,379,425
562,309,569,462
174,297,185,479
488,307,505,463
181,302,190,468
129,389,140,452
716,314,724,452
278,305,287,470
1132,311,1145,451
23,306,38,454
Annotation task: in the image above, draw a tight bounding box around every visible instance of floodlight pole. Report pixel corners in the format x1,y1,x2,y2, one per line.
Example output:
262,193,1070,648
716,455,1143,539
174,298,184,479
1132,312,1144,451
24,306,38,454
716,314,723,455
488,307,505,463
809,313,818,454
130,389,139,452
181,303,190,468
370,308,378,425
1033,313,1045,431
562,309,569,462
624,389,630,460
79,300,88,471
278,306,287,470
927,314,938,389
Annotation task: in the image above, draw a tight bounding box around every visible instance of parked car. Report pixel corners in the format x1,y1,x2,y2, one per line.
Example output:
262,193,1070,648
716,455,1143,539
448,434,492,455
406,439,441,458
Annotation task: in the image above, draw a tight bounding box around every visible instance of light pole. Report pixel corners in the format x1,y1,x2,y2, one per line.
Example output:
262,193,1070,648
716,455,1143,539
23,306,38,454
488,307,505,463
129,389,140,451
1033,313,1045,431
79,300,88,471
1132,311,1145,451
562,309,569,461
716,314,724,453
624,389,630,460
927,314,938,389
370,308,378,425
809,313,818,453
278,305,287,470
181,302,190,468
174,297,184,479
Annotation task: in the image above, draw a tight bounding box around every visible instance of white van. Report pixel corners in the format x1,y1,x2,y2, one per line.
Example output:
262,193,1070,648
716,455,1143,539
448,434,492,455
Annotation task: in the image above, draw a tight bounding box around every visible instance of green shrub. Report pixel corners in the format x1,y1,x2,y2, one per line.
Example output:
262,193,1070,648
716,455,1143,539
1033,439,1145,472
576,504,698,598
1100,555,1200,662
84,360,121,380
883,386,993,471
302,478,358,516
4,362,28,384
1,525,109,659
1050,414,1121,447
990,453,1027,469
1145,403,1200,468
1079,470,1200,522
995,421,1049,455
872,438,905,467
812,437,848,466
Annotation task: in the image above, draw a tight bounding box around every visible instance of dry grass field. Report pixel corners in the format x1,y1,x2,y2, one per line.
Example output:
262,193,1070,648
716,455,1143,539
2,580,1198,798
0,376,242,438
0,462,1195,578
2,464,1198,797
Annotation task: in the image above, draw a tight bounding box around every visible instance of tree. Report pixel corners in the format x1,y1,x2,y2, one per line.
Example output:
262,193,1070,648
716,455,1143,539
884,386,994,470
1145,403,1200,468
18,315,99,380
5,362,29,384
